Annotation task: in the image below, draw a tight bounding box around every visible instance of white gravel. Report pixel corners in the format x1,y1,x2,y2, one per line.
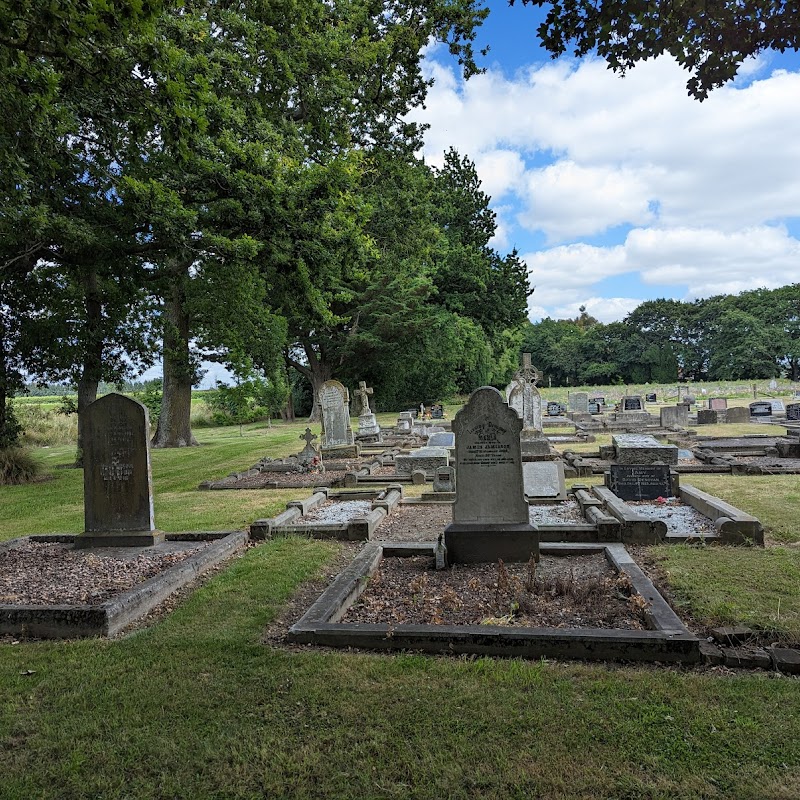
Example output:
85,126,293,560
302,500,373,523
627,498,717,536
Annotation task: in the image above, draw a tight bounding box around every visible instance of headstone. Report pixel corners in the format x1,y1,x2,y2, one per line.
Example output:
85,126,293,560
320,380,355,449
726,406,751,423
444,386,537,564
769,379,778,390
569,392,589,414
608,464,673,501
590,396,605,406
523,461,566,501
770,399,786,413
428,431,455,448
787,403,800,421
354,381,380,438
411,470,426,485
588,401,601,414
424,425,446,437
697,409,720,425
546,401,562,416
660,405,689,428
76,393,162,548
750,401,772,418
298,427,319,465
508,353,550,457
709,398,728,411
430,404,445,419
433,465,456,493
645,393,657,403
395,446,449,477
612,433,678,465
621,395,644,411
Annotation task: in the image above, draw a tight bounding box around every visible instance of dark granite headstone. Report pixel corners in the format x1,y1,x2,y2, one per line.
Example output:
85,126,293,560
588,401,601,414
787,403,800,421
546,401,562,416
622,396,644,411
77,393,161,548
608,464,673,501
750,401,772,417
645,393,657,403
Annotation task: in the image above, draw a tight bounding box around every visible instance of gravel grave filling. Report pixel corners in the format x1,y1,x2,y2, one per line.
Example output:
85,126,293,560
342,553,647,629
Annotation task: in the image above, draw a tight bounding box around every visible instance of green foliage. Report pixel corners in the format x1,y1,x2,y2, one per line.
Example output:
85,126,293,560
525,285,800,386
0,401,22,448
205,373,289,427
0,446,42,485
135,379,163,426
509,0,800,100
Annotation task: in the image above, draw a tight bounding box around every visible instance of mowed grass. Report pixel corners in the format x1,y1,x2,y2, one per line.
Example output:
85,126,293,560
2,414,800,797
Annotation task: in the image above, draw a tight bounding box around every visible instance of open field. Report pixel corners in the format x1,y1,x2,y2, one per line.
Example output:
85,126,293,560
1,408,799,798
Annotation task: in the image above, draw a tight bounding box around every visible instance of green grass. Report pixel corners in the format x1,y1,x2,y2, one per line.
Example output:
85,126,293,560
2,415,800,797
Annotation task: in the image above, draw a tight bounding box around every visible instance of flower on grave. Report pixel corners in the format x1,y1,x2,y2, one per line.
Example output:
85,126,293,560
656,496,667,504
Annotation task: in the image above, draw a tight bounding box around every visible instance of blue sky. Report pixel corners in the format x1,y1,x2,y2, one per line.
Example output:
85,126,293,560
411,0,800,325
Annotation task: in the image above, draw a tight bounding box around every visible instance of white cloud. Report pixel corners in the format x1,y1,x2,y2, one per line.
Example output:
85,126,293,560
547,297,644,324
412,55,800,239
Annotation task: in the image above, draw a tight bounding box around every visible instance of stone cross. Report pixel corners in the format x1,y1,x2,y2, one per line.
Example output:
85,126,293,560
509,352,543,431
520,352,541,386
299,427,317,448
355,381,374,416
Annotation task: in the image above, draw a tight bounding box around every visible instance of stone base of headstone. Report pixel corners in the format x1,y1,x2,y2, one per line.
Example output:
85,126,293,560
321,444,361,459
444,522,539,564
420,491,456,502
357,413,381,437
520,433,552,459
74,530,165,549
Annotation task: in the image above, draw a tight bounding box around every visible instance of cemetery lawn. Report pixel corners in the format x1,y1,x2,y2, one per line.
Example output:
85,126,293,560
0,421,799,798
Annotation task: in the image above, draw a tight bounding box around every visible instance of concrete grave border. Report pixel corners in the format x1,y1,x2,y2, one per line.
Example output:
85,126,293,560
250,486,403,541
288,541,700,664
0,531,248,639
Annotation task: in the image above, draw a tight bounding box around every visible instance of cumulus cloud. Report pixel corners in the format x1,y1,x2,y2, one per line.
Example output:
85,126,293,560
412,49,800,322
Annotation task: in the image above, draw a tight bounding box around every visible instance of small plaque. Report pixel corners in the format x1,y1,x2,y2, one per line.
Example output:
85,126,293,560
608,464,672,501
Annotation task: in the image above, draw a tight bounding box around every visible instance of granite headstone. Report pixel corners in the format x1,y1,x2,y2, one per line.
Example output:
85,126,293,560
608,464,673,501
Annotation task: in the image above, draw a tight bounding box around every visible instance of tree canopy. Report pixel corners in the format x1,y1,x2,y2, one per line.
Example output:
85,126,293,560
509,0,800,99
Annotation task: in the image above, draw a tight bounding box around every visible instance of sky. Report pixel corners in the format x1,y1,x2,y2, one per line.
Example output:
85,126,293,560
410,0,800,325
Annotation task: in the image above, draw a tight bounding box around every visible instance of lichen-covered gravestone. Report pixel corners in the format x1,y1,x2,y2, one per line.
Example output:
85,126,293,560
444,386,538,563
319,380,358,457
75,393,163,548
507,353,550,458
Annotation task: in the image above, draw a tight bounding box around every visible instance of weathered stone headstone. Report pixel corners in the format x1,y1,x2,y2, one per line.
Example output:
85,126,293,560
433,465,456,493
76,393,162,548
396,411,413,433
354,380,380,439
660,405,689,428
770,399,786,413
726,406,750,423
709,398,728,411
608,464,673,501
444,386,537,563
697,409,721,425
320,380,356,454
588,401,602,414
523,461,566,501
508,353,550,458
569,392,589,414
612,433,678,465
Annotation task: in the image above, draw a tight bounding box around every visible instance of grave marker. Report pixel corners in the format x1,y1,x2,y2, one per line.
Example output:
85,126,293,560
444,386,537,563
320,380,355,452
523,461,566,501
608,464,673,501
77,393,162,548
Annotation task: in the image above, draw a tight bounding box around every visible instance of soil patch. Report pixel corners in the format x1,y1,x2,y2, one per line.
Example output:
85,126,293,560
376,504,452,541
0,540,211,606
342,553,645,629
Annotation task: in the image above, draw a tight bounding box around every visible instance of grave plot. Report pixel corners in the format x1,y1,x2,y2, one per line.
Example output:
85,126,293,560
287,541,699,665
1,392,249,640
692,434,800,475
0,532,246,639
250,486,404,541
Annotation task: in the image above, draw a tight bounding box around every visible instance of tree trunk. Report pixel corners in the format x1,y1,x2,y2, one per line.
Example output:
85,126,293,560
280,396,295,422
152,272,198,448
75,267,103,467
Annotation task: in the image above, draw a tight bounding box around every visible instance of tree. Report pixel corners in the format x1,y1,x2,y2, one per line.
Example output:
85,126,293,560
509,0,800,99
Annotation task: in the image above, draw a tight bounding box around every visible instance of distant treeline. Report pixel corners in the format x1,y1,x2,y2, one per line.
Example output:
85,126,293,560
522,285,800,387
23,380,162,397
